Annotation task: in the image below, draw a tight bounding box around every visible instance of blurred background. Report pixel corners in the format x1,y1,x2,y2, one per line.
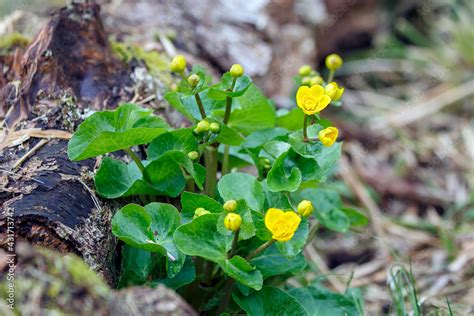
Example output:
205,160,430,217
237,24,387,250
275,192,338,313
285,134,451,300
1,0,473,314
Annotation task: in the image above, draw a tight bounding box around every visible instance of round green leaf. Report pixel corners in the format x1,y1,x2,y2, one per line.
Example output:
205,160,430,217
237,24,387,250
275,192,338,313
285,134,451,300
218,173,264,211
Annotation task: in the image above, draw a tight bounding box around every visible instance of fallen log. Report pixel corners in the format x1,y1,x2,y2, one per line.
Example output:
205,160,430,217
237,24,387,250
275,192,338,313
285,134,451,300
0,2,133,284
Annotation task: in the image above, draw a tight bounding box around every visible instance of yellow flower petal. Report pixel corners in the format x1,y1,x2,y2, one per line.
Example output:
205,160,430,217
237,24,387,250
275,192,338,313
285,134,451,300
315,95,331,113
308,84,324,100
264,208,284,229
296,86,310,109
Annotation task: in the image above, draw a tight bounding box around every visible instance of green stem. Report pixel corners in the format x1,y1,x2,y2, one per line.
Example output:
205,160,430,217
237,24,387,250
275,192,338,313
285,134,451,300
303,114,309,142
194,93,207,119
204,146,218,197
124,147,145,173
327,70,335,83
305,222,319,247
223,78,237,125
246,239,275,261
216,228,240,315
222,145,230,176
229,229,240,258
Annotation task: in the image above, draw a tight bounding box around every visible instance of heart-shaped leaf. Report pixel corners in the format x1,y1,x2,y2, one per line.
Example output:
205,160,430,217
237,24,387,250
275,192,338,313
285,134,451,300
221,255,263,290
68,103,169,160
147,128,198,160
234,286,307,316
112,203,185,275
249,244,306,279
218,173,264,211
208,73,252,100
180,191,224,222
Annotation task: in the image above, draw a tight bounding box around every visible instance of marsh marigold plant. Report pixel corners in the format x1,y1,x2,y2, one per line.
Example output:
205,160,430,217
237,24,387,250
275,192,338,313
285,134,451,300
66,51,367,315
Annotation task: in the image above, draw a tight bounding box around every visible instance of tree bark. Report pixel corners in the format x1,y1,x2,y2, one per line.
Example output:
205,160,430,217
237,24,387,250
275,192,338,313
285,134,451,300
0,2,133,284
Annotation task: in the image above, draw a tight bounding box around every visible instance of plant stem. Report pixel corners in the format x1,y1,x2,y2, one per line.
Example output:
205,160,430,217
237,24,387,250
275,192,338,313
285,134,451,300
124,147,145,173
204,146,218,197
221,145,230,176
223,78,237,125
246,239,275,261
305,222,319,247
194,93,207,119
216,278,235,315
229,229,240,258
303,114,309,142
216,228,240,315
327,70,335,83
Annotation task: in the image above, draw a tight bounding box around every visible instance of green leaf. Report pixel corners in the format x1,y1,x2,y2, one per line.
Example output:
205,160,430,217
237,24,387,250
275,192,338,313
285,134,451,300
217,200,255,240
118,245,160,288
297,188,350,232
288,286,359,316
276,107,305,131
221,256,263,290
234,286,307,316
276,218,309,257
147,128,198,160
180,191,223,222
112,203,184,268
252,211,272,241
340,207,369,227
243,128,288,149
210,119,245,146
218,173,264,211
250,244,306,278
208,73,252,100
95,157,160,198
261,179,292,210
165,91,195,121
228,84,276,135
144,151,203,197
68,103,168,160
174,214,232,263
180,89,226,120
152,256,196,290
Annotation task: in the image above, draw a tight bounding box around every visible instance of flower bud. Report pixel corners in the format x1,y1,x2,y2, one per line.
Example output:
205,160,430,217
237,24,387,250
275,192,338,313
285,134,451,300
230,64,244,77
223,200,237,212
169,55,186,73
318,126,339,147
310,76,323,86
298,65,312,76
262,158,271,169
187,74,200,88
209,122,220,133
297,200,313,217
188,151,199,160
324,82,344,101
325,53,343,71
196,120,210,133
194,207,210,219
301,76,311,86
224,213,242,232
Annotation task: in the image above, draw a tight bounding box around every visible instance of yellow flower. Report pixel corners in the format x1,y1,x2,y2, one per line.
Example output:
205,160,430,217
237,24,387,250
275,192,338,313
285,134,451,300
224,213,242,232
325,82,344,101
325,53,343,71
296,85,332,115
318,127,339,147
264,208,301,242
297,200,313,217
230,64,244,77
223,200,237,212
169,55,186,73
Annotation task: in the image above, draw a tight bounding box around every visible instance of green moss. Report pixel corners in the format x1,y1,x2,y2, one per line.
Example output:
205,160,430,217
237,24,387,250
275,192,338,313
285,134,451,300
0,32,30,50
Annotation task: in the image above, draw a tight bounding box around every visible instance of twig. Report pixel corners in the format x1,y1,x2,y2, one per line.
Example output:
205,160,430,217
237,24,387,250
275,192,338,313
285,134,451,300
12,139,48,169
304,244,346,292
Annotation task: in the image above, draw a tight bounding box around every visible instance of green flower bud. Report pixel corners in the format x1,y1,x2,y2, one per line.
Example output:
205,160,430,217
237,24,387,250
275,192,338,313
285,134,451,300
223,200,237,212
263,158,271,169
209,122,220,133
297,200,313,217
310,76,323,86
301,76,311,86
169,55,186,73
187,74,200,87
325,53,343,71
196,120,210,133
298,65,312,76
194,207,211,219
188,151,199,160
230,64,244,77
